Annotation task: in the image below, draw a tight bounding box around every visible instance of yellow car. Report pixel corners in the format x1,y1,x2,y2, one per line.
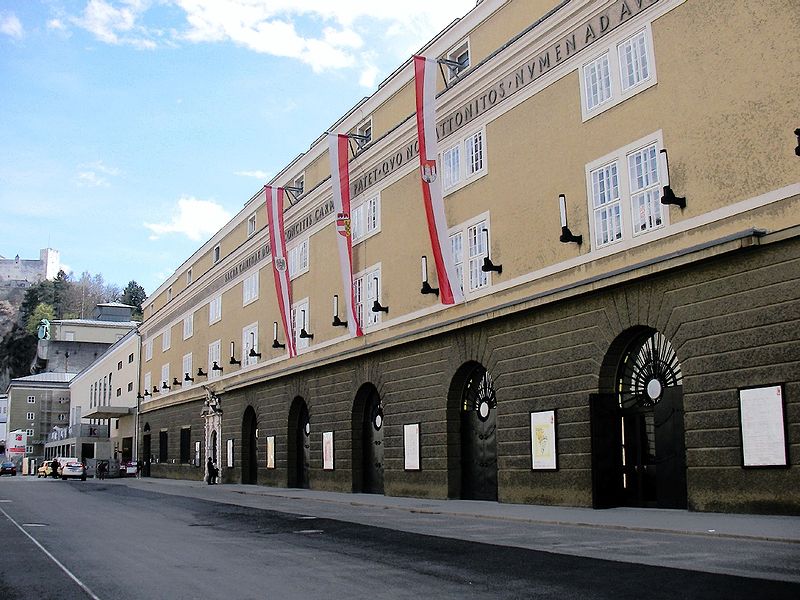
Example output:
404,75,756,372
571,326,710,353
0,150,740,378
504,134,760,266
37,462,53,478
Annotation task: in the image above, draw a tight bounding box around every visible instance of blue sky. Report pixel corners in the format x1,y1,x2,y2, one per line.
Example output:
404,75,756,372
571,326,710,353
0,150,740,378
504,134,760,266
0,0,475,295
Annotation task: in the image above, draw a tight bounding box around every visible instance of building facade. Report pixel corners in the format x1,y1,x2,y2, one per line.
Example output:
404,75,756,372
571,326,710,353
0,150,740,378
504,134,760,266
0,248,60,285
137,0,799,513
6,373,73,457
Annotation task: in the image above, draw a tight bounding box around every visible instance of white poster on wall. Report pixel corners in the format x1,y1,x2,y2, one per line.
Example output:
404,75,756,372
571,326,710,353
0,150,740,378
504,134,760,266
531,410,557,470
226,438,234,468
323,431,334,470
404,423,420,471
266,436,275,469
740,385,787,467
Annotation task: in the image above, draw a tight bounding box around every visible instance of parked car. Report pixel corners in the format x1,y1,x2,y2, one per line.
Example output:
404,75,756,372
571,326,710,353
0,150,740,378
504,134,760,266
0,461,16,476
37,462,53,478
60,460,87,481
119,461,137,477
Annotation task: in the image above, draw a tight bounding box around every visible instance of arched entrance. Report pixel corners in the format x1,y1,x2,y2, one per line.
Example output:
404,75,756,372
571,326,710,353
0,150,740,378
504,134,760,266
449,362,498,501
287,397,310,488
352,384,384,494
241,406,258,484
591,328,687,509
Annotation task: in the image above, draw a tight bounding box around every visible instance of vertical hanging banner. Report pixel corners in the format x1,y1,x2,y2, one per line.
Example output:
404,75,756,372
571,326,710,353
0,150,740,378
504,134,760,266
413,55,465,305
264,185,297,358
327,133,364,338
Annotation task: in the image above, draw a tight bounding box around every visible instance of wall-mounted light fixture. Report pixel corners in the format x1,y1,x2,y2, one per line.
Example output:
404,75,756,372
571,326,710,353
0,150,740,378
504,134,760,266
143,389,151,397
136,393,144,401
248,331,261,358
229,341,241,366
371,277,389,313
162,381,171,391
212,361,223,373
172,377,182,387
283,185,304,205
184,372,194,383
196,368,208,378
481,229,503,273
299,309,314,339
558,194,583,244
659,149,686,209
272,321,286,349
332,294,347,327
152,386,160,394
794,128,800,156
420,255,439,296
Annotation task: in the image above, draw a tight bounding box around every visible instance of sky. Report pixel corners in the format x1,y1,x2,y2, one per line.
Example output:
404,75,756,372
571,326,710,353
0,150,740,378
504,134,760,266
0,0,476,296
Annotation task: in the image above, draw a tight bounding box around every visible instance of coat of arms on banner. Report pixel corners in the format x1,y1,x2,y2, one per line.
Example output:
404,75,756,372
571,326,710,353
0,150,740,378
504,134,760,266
421,160,437,183
274,257,287,272
336,212,351,237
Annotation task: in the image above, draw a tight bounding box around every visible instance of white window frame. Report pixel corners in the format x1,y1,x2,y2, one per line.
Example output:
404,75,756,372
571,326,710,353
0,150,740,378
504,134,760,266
291,298,311,351
167,286,173,302
293,173,305,195
208,340,221,380
288,238,309,279
353,265,382,330
579,25,657,121
161,364,170,390
441,126,487,195
445,38,470,81
351,193,380,245
182,353,193,383
161,327,171,351
144,372,152,394
355,117,373,146
27,395,35,404
145,340,153,362
209,295,222,325
242,272,259,306
26,412,35,421
585,130,669,251
247,213,257,237
242,322,259,367
186,268,193,285
449,213,492,295
26,429,34,438
183,314,194,340
213,244,221,264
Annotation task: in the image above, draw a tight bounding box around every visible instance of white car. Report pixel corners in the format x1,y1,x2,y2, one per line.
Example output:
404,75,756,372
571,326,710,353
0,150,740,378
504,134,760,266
61,461,87,481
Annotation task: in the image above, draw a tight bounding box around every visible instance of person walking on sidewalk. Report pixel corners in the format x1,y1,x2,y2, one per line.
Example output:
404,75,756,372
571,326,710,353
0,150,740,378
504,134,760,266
206,457,217,485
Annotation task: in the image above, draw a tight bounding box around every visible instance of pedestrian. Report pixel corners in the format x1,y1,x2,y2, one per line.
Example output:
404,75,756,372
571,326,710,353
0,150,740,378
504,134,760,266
51,458,60,479
136,459,143,479
206,456,218,484
97,461,106,480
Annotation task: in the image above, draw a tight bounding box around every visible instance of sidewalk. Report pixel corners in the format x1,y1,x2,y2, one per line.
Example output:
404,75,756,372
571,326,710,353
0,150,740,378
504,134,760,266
120,477,800,543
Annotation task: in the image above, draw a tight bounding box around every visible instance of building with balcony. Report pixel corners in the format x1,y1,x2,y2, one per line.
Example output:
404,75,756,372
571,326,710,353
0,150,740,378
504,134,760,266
137,0,799,514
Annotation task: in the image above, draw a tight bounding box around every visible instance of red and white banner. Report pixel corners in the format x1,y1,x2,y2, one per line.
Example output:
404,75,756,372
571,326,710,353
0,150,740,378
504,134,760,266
413,55,464,305
328,133,364,338
265,185,297,358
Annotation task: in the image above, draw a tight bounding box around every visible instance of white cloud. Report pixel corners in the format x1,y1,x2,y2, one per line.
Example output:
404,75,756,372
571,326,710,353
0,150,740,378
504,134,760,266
144,196,231,241
76,160,122,187
73,0,156,48
47,19,67,31
234,170,271,179
77,171,110,187
0,12,24,39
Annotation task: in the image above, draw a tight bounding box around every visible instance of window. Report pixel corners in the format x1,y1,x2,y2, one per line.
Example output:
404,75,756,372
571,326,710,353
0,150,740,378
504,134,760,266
127,382,133,392
580,27,655,119
247,213,257,237
213,244,221,264
446,39,470,81
162,327,171,351
26,428,34,437
159,430,168,462
293,173,304,195
450,217,491,294
183,314,194,340
243,272,259,305
186,268,193,285
161,364,170,390
208,340,221,379
26,446,33,454
587,134,666,249
353,266,381,330
182,353,193,382
288,239,309,279
117,360,123,370
128,353,134,363
115,420,119,430
167,286,173,302
144,372,152,394
26,412,35,420
441,127,486,193
27,395,35,403
116,388,121,397
58,414,66,421
180,427,191,463
145,340,153,361
242,323,259,367
351,194,380,243
356,117,372,146
209,295,222,324
291,299,311,351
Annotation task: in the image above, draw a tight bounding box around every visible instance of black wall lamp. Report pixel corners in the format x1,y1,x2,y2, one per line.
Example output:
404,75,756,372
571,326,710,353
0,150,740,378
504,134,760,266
794,128,800,156
184,372,195,383
229,341,241,366
272,321,286,349
332,294,347,327
143,389,151,397
283,185,304,204
136,393,144,401
196,368,208,378
212,361,223,373
558,194,583,244
299,309,314,339
420,256,439,296
659,149,686,209
481,229,503,273
172,377,182,387
371,277,389,313
152,386,159,394
248,331,261,358
162,381,171,391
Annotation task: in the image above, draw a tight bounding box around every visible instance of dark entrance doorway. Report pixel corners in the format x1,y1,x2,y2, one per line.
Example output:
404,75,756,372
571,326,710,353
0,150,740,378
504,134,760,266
352,385,384,494
288,398,310,488
241,406,258,484
142,423,151,477
456,363,498,501
592,329,687,509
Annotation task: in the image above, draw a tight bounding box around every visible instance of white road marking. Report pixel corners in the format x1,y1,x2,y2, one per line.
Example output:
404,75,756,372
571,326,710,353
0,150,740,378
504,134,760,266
0,506,102,600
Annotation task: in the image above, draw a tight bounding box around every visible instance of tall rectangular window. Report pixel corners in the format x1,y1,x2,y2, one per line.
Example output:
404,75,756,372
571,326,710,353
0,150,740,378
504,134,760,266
446,39,470,81
619,30,650,90
213,245,221,264
591,162,622,247
467,221,489,291
186,268,193,285
242,323,259,367
288,239,309,279
351,195,380,244
243,272,259,305
159,430,168,462
183,314,194,339
583,53,612,110
182,353,193,382
209,295,222,324
145,340,153,361
353,267,381,330
161,364,170,390
441,127,486,193
144,372,152,395
291,299,311,351
247,213,257,237
466,131,484,176
208,340,221,379
180,428,191,463
127,382,133,392
26,412,35,420
627,144,662,234
442,144,461,190
162,327,171,351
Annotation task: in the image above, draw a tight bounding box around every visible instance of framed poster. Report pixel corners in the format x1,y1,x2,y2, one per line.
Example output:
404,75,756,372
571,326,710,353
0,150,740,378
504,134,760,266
226,438,234,468
266,436,275,469
403,423,420,471
322,431,334,470
739,384,788,468
531,410,557,470
194,441,201,466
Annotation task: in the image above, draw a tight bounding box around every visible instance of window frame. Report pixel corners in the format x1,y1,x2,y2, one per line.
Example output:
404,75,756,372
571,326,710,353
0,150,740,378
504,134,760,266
182,353,193,382
144,372,152,394
208,340,222,380
26,411,35,421
161,364,170,390
242,322,259,367
27,395,35,404
353,264,382,330
242,272,259,306
183,314,194,340
445,38,471,81
291,298,311,351
351,193,381,245
449,212,493,296
293,173,305,196
441,125,487,195
213,244,221,264
145,340,153,362
288,238,310,279
355,117,373,147
209,295,222,325
161,327,171,352
247,213,257,237
186,268,193,285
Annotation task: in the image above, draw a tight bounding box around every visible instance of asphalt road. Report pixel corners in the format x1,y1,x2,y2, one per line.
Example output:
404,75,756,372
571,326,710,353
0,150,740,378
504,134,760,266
0,476,798,600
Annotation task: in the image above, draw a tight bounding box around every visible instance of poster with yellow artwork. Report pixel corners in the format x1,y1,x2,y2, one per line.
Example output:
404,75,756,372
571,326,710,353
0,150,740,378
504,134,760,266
531,410,557,470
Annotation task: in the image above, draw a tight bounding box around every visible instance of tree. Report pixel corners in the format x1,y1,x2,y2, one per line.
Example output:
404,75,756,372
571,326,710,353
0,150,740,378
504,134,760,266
120,280,147,318
52,270,71,319
26,302,55,335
